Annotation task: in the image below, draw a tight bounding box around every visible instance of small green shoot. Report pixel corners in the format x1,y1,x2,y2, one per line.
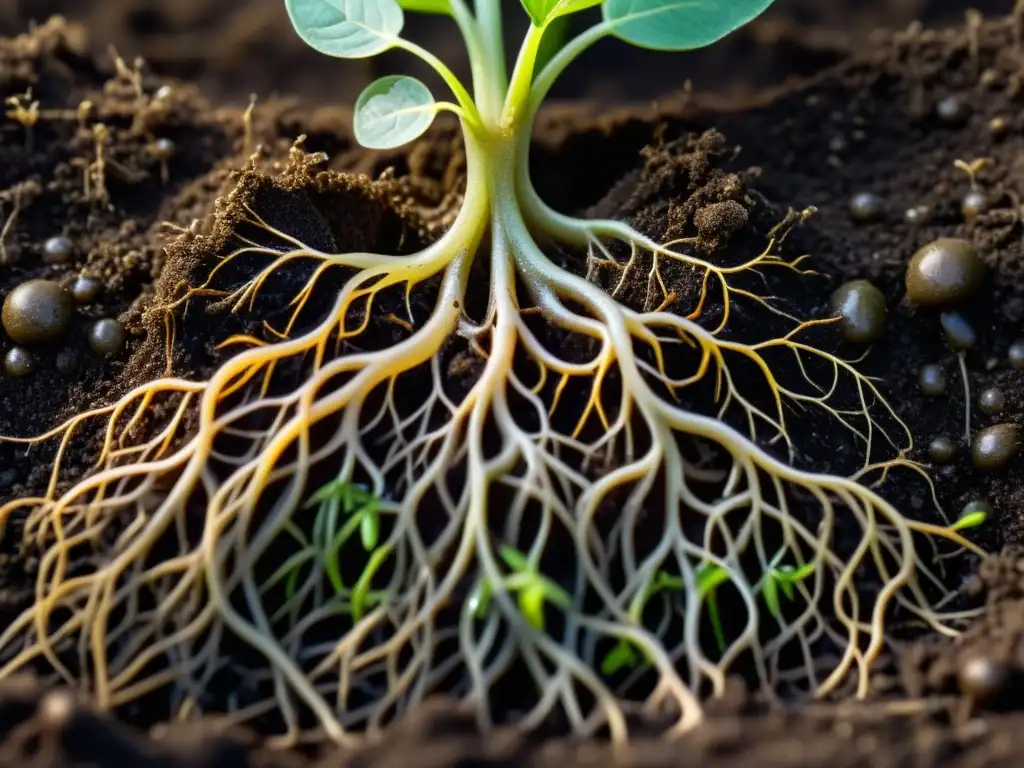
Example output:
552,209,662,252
951,505,989,533
494,545,571,631
696,563,730,652
468,577,493,619
351,545,392,621
600,639,640,676
520,0,604,27
286,0,777,146
265,483,391,622
600,567,729,675
760,561,815,619
303,481,387,593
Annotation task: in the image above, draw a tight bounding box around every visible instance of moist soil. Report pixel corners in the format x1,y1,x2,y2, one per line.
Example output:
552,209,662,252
4,2,1024,767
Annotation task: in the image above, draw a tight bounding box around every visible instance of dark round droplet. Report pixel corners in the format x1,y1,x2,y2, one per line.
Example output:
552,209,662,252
849,192,884,223
972,423,1022,471
1009,339,1024,370
88,318,127,357
940,311,977,351
936,95,972,125
3,346,34,378
71,276,102,304
903,205,931,226
42,235,73,265
980,387,1006,415
928,436,955,463
905,238,986,307
829,279,887,344
957,657,1015,704
961,190,988,222
1,279,75,345
55,349,79,376
919,364,947,396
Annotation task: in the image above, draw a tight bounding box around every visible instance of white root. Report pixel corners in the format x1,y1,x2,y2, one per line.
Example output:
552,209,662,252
0,127,982,749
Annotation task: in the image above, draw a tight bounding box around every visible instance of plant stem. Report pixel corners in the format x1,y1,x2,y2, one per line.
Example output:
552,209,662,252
396,39,482,126
475,0,508,110
450,0,501,122
527,21,611,118
500,23,547,131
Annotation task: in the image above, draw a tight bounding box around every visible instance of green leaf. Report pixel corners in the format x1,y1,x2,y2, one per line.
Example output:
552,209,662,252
469,579,493,618
519,584,547,630
359,505,380,550
951,509,988,532
787,562,816,582
778,573,795,601
354,75,438,150
601,640,639,675
323,509,367,594
352,546,391,621
762,573,781,618
696,563,730,597
519,0,558,26
603,0,775,51
285,0,404,59
306,478,344,507
398,0,451,13
554,0,606,18
499,545,531,572
520,0,604,27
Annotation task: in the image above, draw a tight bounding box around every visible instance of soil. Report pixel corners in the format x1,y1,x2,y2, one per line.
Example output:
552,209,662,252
3,1,1024,766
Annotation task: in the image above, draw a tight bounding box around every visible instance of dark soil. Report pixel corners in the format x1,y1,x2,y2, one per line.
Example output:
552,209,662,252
4,1,1024,766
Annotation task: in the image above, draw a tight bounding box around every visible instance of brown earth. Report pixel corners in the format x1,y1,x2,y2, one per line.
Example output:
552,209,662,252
2,1,1024,766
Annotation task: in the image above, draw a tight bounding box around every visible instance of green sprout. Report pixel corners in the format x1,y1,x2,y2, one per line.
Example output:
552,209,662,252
758,557,816,620
469,545,572,631
285,0,777,152
950,504,988,533
601,556,817,676
263,481,390,620
696,563,731,652
600,570,683,675
600,566,731,676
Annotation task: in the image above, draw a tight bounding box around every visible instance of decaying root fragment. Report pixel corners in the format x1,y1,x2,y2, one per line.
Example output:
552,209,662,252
0,133,984,749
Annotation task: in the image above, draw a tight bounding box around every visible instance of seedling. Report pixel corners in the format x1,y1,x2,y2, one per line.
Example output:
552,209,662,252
0,0,991,748
5,89,39,151
600,569,705,675
471,546,572,632
263,482,389,619
950,506,988,533
953,158,991,191
757,555,816,620
600,556,813,677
